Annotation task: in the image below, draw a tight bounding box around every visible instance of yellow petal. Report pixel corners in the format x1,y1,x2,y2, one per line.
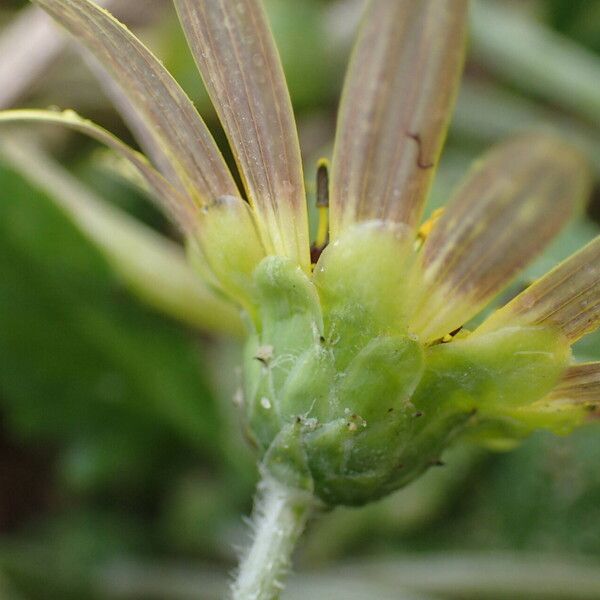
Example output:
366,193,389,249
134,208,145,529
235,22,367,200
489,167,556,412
410,133,591,342
174,0,310,271
329,0,468,238
33,0,238,205
478,235,600,342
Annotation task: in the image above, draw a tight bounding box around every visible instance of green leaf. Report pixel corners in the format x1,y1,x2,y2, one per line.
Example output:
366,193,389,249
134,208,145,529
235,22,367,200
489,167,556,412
0,137,243,336
0,160,222,460
448,423,600,555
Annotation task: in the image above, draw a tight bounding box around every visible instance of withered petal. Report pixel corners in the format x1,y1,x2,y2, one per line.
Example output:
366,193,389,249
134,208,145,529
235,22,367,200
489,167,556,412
174,0,310,270
478,234,600,342
330,0,468,238
411,133,591,342
33,0,238,206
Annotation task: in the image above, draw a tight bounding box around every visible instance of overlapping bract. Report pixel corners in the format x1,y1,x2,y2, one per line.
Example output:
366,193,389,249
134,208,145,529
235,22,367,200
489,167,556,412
0,0,598,444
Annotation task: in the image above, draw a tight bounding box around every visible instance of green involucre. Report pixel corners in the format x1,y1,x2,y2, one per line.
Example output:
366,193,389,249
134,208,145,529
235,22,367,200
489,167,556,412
239,226,574,507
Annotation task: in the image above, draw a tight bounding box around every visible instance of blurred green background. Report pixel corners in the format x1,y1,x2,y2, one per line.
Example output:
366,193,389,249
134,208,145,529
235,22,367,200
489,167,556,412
0,1,600,598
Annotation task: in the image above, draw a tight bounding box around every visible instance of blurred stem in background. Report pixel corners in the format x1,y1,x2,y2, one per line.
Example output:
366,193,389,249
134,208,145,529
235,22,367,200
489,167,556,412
452,80,600,179
0,1,163,109
95,552,600,600
470,1,600,126
0,136,243,337
0,5,74,109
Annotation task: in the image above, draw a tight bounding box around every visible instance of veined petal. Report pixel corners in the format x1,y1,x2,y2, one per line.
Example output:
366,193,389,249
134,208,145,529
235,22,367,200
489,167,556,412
477,235,600,342
410,134,591,342
84,57,178,189
546,362,600,408
174,0,310,271
329,0,468,239
32,0,238,205
0,109,196,231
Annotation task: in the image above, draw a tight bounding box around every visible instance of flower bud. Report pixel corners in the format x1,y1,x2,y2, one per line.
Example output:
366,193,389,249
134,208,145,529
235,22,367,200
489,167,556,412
241,225,573,507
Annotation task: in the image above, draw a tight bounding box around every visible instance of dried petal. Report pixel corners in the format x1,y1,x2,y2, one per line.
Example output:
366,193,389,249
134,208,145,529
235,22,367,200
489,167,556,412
547,362,600,407
411,134,590,342
330,0,468,238
174,0,310,269
478,235,600,342
33,0,238,205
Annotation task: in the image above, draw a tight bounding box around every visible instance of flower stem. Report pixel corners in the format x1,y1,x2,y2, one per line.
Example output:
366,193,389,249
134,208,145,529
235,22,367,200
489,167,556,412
232,473,314,600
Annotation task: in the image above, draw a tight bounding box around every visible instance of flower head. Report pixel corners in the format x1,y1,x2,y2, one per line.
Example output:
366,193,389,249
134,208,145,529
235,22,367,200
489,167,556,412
1,0,597,507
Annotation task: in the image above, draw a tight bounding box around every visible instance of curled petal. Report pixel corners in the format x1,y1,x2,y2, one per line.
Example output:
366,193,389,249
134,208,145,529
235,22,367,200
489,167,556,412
33,0,238,205
410,133,591,342
0,136,244,337
330,0,468,238
174,0,310,270
0,5,68,109
0,109,196,231
477,235,600,342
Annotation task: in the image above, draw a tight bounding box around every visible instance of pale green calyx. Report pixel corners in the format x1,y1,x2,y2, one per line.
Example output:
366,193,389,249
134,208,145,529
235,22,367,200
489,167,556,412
238,222,573,507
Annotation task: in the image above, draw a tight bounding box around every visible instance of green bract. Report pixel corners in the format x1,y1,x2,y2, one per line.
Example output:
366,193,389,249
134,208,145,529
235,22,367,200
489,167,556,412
240,223,573,506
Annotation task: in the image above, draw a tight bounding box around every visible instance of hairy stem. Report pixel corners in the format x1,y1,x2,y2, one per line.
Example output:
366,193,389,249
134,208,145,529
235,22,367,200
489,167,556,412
232,473,314,600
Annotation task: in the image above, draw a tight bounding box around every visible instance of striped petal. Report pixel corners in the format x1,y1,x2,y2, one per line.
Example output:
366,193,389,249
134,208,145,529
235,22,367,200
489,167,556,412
477,235,600,342
329,0,468,239
174,0,310,270
0,109,195,231
84,57,178,188
410,134,591,342
546,362,600,409
32,0,238,205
